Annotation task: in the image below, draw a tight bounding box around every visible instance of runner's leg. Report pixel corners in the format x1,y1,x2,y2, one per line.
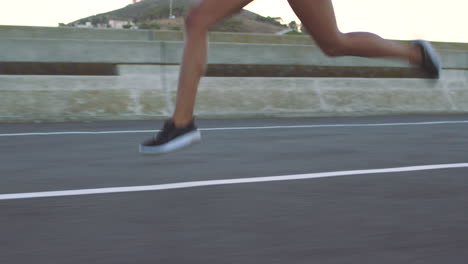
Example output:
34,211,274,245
287,0,423,65
172,0,254,127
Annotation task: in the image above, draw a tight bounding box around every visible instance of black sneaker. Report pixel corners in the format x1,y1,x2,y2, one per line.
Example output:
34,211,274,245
139,120,201,155
414,40,442,79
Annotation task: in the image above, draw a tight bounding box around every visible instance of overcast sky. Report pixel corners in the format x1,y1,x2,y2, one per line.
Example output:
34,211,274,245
0,0,466,43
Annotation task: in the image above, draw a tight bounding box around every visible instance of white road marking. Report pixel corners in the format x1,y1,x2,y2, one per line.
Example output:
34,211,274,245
1,163,467,201
1,120,468,137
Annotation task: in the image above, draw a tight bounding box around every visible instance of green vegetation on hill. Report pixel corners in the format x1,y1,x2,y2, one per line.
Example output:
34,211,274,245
75,16,109,27
139,3,187,21
254,15,284,27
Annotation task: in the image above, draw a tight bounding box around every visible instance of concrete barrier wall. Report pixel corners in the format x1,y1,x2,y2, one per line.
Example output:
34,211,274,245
2,25,468,49
1,66,466,122
1,26,467,122
0,25,324,44
1,37,467,68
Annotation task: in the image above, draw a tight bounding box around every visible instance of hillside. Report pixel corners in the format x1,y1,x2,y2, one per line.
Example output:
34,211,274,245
69,0,290,34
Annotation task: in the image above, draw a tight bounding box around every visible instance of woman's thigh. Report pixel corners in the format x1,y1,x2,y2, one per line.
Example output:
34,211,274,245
287,0,343,49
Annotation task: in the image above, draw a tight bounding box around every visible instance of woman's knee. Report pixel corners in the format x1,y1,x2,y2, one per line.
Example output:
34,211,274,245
184,8,209,34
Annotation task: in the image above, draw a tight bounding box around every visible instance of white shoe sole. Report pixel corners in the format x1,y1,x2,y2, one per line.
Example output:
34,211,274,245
139,130,201,155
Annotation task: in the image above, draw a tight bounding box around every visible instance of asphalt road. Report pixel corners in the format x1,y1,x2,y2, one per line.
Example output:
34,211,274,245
1,115,467,264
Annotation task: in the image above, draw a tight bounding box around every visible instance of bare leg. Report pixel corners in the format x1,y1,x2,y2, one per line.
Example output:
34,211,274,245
172,0,253,127
287,0,423,65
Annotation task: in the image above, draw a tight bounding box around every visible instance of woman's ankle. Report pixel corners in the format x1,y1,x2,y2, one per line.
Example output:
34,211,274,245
171,116,194,128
